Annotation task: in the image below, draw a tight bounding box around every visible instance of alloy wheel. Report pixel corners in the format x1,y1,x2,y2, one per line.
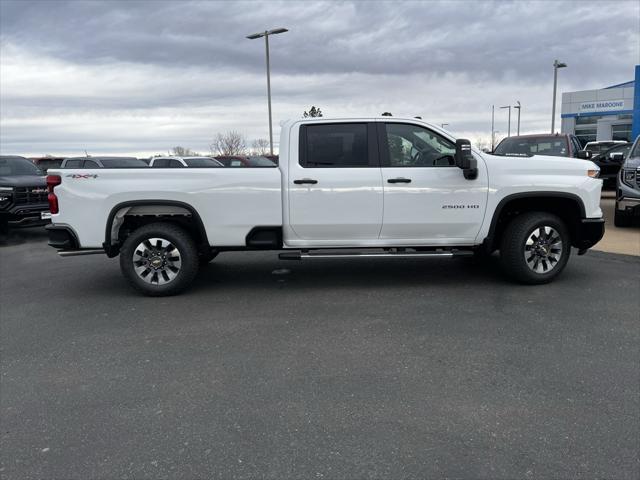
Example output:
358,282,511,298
132,237,182,285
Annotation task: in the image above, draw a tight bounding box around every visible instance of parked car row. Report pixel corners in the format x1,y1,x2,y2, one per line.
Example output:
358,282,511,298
26,154,279,173
1,154,279,234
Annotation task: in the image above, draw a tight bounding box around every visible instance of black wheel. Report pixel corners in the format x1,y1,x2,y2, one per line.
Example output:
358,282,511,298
614,207,632,227
119,222,199,296
499,212,570,284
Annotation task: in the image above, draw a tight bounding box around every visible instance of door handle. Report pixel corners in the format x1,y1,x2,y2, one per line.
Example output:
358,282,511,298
387,178,411,184
293,178,318,185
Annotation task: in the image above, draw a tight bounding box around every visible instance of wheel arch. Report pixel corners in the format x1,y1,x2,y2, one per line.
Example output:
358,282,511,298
484,192,586,251
104,200,209,257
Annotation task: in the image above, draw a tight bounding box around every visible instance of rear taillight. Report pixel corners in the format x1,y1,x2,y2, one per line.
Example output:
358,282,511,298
47,175,61,214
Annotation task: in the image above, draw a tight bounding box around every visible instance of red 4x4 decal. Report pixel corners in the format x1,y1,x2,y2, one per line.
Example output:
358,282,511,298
66,174,98,179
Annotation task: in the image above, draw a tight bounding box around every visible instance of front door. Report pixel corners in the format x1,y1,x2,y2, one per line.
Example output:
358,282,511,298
288,122,383,244
377,121,487,243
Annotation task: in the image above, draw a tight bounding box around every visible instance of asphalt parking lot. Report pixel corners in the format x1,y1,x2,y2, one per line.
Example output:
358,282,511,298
1,226,639,479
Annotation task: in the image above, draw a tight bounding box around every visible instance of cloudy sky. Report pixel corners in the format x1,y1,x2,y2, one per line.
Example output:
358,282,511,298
1,0,638,156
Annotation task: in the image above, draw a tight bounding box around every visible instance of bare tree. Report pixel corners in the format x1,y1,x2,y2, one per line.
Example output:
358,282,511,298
474,137,491,152
172,146,198,156
210,131,247,156
303,106,323,118
250,138,270,155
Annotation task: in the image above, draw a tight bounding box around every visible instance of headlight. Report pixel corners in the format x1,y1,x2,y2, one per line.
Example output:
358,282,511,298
621,169,637,188
587,169,599,178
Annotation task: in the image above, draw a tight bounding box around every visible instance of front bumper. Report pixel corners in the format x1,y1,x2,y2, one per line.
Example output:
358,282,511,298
616,196,640,216
574,218,605,251
0,203,50,227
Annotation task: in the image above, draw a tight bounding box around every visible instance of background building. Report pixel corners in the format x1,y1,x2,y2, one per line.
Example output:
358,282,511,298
561,65,639,146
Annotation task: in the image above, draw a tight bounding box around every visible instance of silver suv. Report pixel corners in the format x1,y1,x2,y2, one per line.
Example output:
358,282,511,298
615,136,640,227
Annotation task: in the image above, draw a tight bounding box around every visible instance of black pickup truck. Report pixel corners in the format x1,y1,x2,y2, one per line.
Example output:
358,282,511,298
0,156,50,233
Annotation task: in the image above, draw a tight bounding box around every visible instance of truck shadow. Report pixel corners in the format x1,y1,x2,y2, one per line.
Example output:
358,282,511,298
0,226,49,247
192,253,510,293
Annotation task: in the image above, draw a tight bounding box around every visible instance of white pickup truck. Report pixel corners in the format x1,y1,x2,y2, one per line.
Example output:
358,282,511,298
46,117,605,296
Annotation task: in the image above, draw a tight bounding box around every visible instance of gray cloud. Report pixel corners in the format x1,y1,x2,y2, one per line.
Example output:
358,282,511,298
0,0,638,155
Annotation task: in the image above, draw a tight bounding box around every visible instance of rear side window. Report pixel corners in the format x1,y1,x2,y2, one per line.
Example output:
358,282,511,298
151,159,169,168
64,159,83,168
84,160,99,168
300,123,370,167
169,160,183,168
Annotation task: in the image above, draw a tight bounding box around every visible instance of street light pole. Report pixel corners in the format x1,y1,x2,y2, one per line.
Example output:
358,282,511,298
491,105,495,151
246,27,288,155
500,105,511,137
551,59,567,134
514,101,521,136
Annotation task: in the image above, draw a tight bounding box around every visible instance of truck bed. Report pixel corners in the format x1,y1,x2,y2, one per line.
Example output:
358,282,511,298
48,167,282,248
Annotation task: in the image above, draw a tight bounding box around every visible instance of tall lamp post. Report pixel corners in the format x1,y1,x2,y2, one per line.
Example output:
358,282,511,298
491,105,495,151
246,27,288,155
551,59,567,134
514,101,521,136
500,105,511,137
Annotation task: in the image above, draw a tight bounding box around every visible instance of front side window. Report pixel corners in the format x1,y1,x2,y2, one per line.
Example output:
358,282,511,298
169,160,184,168
84,160,99,168
301,123,369,167
382,123,455,167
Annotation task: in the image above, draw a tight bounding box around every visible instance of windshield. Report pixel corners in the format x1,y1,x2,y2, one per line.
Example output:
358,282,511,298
585,142,621,153
184,158,221,167
99,158,148,168
493,137,568,157
0,157,42,176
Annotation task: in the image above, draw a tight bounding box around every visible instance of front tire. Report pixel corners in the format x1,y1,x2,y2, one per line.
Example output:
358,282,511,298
614,207,632,227
499,212,571,284
119,222,199,296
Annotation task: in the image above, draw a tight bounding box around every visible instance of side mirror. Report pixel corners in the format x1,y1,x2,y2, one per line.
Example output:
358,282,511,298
455,139,478,180
577,150,591,159
609,152,624,161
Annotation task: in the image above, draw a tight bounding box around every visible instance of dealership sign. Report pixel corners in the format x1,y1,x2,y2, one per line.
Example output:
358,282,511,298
579,100,628,113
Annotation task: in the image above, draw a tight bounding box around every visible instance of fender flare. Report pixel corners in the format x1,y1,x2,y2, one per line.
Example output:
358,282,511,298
103,200,209,257
483,191,587,249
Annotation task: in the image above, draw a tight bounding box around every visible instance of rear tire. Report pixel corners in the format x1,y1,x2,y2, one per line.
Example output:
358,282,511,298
119,222,199,296
499,212,570,284
614,207,632,227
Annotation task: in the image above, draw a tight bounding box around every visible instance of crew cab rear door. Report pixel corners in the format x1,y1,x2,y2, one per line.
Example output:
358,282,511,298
287,122,383,242
377,121,487,243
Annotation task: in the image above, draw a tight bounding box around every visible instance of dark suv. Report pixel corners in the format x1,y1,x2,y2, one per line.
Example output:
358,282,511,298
615,136,640,227
0,156,50,232
493,133,586,158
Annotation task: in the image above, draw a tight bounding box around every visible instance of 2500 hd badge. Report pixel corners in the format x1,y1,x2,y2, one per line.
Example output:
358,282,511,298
442,204,480,209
